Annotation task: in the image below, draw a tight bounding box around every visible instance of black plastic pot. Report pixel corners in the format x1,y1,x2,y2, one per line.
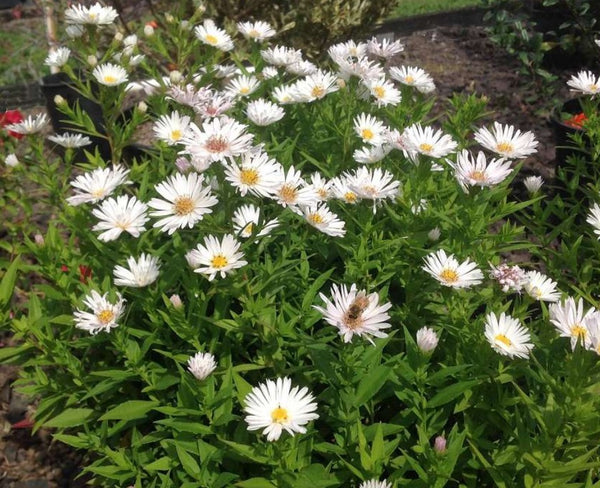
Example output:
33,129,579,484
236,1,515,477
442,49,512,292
40,72,112,161
551,98,587,168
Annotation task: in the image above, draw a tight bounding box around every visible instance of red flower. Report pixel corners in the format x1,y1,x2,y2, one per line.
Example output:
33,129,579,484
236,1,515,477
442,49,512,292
563,112,587,129
79,265,93,283
60,264,69,272
0,110,24,139
146,20,158,28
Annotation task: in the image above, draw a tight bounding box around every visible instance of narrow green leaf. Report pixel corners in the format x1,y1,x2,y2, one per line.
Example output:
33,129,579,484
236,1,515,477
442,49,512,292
0,256,20,309
45,408,95,428
235,478,276,488
355,365,391,406
99,400,159,421
427,380,479,409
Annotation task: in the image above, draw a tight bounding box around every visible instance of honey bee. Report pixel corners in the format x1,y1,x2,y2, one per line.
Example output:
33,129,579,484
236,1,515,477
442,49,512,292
344,292,370,328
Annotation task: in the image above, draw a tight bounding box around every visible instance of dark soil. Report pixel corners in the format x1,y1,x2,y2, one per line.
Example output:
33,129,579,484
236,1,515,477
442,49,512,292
0,17,576,488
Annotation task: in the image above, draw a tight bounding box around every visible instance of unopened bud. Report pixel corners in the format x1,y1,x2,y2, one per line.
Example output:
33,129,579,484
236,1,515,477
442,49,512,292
123,34,138,47
137,101,148,113
144,24,155,37
169,70,183,84
87,54,98,67
5,153,19,167
175,157,192,173
165,13,175,23
114,31,124,42
54,94,66,105
336,78,346,89
34,233,45,246
169,294,183,308
428,227,440,241
180,20,190,30
196,3,206,15
416,326,439,353
434,436,447,454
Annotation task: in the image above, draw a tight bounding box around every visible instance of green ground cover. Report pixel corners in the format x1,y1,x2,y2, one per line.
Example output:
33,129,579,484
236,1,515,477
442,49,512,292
392,0,481,18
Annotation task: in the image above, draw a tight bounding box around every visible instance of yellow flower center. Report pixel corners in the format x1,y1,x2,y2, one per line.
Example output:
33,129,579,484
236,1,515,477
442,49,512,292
589,84,598,92
205,136,228,153
469,170,486,182
91,188,106,198
495,334,512,346
239,86,250,94
271,407,289,423
103,75,117,84
317,188,328,199
373,86,385,98
311,85,325,98
97,309,115,325
344,191,357,203
571,325,587,339
361,128,374,140
362,185,377,196
240,168,259,185
242,223,253,236
248,29,260,38
279,184,297,203
496,142,514,154
419,143,434,153
171,129,182,141
439,268,458,283
308,213,324,224
405,75,415,84
205,34,219,45
173,196,194,216
211,254,228,269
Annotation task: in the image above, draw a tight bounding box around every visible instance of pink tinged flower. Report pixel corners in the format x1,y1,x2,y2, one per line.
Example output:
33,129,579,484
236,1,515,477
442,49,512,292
91,195,148,242
313,283,392,344
434,436,447,454
147,172,218,234
416,326,439,353
244,377,318,442
271,166,319,209
187,352,217,380
451,149,513,190
489,262,527,293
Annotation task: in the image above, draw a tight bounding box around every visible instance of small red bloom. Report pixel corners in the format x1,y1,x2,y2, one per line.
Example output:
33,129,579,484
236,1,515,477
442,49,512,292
563,112,587,129
61,264,69,272
79,265,93,283
146,20,158,28
0,110,24,139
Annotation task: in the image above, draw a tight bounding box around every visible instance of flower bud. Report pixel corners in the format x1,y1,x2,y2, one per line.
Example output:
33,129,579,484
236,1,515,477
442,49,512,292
144,24,155,37
87,54,98,67
34,233,45,246
169,294,183,308
427,227,440,241
175,157,192,173
114,31,124,42
187,352,217,380
434,436,447,454
137,101,148,113
53,94,66,106
523,175,543,194
416,326,438,353
169,70,183,84
180,20,191,30
5,153,19,167
123,34,138,47
165,13,175,23
336,78,346,89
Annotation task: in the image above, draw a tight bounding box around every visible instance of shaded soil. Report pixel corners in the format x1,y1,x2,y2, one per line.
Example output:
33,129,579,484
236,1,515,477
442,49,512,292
0,17,575,488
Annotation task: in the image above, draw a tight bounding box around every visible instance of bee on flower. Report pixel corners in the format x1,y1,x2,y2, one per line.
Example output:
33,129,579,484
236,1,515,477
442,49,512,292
523,271,561,302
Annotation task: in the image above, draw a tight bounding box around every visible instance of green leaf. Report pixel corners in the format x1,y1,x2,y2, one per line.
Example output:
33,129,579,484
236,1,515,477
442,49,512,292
45,408,95,428
99,400,159,421
301,269,334,311
144,456,174,472
0,256,20,310
355,365,391,406
235,478,276,488
52,433,91,448
427,379,480,409
176,446,201,479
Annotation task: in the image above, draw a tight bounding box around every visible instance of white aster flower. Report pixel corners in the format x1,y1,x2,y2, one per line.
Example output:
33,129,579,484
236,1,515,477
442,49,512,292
331,176,360,204
73,290,125,335
5,154,19,167
489,262,527,293
47,132,92,148
148,173,218,235
244,377,318,442
67,164,131,206
246,98,285,126
272,166,319,209
286,60,318,77
474,122,538,159
113,253,160,287
64,2,118,25
423,249,483,289
224,149,282,197
181,117,253,166
403,123,458,159
291,70,339,103
549,297,596,350
587,202,600,238
359,480,392,488
524,175,544,194
301,203,346,237
567,70,600,96
451,150,512,190
260,66,279,80
153,111,191,145
585,314,600,355
91,195,148,242
428,227,441,241
198,92,235,119
411,198,428,215
211,63,238,79
416,326,439,353
272,85,296,105
313,283,392,344
524,271,561,302
92,63,128,86
5,113,48,135
365,77,402,107
186,234,247,281
237,20,276,41
336,57,384,83
354,113,388,146
389,65,435,93
261,45,303,67
347,167,401,204
328,40,368,63
367,36,404,59
44,47,71,68
194,19,234,51
187,352,217,380
233,204,279,239
353,144,393,164
307,173,332,201
225,75,260,98
484,312,533,359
